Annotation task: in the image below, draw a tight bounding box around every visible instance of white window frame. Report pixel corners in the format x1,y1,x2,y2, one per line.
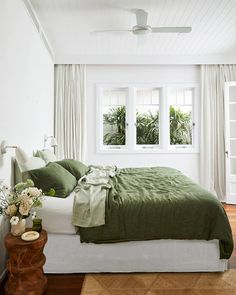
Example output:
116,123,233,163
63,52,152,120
97,86,129,151
134,86,162,151
96,83,199,154
167,86,199,151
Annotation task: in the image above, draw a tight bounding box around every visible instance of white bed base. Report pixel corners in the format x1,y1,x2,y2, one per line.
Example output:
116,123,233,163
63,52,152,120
44,234,228,273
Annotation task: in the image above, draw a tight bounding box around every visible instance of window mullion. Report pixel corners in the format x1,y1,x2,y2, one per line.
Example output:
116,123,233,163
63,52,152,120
193,87,198,149
97,86,103,152
127,86,135,151
160,87,169,150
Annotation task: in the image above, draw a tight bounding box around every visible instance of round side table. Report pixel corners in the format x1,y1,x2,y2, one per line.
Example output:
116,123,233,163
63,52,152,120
5,229,48,295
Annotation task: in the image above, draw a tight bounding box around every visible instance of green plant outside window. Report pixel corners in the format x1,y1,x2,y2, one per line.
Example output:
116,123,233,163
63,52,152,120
103,105,192,146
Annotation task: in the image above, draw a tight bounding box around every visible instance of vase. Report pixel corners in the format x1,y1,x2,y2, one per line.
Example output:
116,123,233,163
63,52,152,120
11,219,26,236
32,218,42,232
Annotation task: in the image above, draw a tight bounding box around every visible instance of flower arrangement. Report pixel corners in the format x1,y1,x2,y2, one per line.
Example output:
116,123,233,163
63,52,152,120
0,179,44,227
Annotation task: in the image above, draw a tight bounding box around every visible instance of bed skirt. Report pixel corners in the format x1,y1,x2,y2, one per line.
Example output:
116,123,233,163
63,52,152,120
44,234,228,273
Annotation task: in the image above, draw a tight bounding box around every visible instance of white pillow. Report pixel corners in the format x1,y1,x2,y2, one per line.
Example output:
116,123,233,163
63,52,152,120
16,147,45,172
19,157,46,172
15,147,29,163
36,149,57,164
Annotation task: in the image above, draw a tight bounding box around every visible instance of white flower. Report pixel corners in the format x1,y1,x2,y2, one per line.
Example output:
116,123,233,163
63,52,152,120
21,188,32,198
32,211,37,220
21,187,41,198
27,187,42,198
21,195,33,204
10,216,19,225
5,204,17,217
1,180,44,223
19,196,33,216
3,185,11,194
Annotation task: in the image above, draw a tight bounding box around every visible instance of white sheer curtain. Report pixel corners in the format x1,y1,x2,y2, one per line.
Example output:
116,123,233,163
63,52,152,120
55,64,86,161
200,65,236,201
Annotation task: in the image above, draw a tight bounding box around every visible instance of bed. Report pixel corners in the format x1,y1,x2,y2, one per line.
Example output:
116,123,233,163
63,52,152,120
38,196,228,273
14,156,233,273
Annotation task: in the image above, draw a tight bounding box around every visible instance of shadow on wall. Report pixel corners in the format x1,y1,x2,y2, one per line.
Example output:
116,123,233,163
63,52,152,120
0,155,3,170
0,216,10,282
11,158,16,186
0,153,11,282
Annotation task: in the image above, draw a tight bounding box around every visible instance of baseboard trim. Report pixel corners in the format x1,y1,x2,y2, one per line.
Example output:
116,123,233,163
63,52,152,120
226,198,236,205
0,269,7,283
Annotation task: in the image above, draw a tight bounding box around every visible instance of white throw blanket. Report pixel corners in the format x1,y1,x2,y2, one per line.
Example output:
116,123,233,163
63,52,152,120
72,166,116,227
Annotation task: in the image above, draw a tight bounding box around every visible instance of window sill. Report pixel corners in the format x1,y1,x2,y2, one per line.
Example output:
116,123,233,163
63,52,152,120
97,147,199,155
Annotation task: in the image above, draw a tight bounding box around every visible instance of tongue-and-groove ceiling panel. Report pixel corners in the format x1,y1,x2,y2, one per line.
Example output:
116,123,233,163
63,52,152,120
29,0,236,63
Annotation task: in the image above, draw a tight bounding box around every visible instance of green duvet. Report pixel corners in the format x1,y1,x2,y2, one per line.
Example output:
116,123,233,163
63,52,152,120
79,167,233,259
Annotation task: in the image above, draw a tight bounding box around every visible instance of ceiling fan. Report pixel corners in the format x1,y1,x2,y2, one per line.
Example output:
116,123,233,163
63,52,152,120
93,9,192,36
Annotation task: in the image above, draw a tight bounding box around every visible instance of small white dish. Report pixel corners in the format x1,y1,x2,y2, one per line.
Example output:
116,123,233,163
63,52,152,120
21,231,40,241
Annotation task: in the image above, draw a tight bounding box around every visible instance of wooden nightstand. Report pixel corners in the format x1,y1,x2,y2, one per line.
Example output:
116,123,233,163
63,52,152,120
4,229,48,295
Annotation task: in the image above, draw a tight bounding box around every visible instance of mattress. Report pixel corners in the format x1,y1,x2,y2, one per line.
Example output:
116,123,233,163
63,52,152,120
32,191,76,234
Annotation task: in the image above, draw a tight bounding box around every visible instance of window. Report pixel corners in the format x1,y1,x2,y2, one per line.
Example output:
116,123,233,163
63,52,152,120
97,84,198,153
102,88,128,149
136,88,160,146
168,88,194,147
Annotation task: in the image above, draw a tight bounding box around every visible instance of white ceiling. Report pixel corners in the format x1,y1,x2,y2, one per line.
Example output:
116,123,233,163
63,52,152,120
29,0,236,64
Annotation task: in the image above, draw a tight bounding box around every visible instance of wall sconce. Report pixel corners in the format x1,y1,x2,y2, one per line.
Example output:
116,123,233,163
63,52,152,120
0,141,17,155
43,134,57,149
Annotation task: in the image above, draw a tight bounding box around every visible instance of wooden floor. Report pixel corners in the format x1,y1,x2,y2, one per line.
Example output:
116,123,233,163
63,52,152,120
0,204,236,295
45,274,84,295
224,204,236,269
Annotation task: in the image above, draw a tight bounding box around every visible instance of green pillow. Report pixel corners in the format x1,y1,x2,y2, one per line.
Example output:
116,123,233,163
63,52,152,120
55,159,89,180
24,162,77,198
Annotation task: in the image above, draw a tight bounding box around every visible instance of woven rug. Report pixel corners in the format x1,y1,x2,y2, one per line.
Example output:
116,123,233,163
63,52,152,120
81,270,236,294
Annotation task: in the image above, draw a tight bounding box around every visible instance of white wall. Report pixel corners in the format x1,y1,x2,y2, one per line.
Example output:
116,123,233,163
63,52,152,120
0,1,54,185
0,0,54,280
86,65,200,182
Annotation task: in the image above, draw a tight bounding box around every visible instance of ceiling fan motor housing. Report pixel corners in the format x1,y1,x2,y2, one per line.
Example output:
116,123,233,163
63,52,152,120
132,25,152,35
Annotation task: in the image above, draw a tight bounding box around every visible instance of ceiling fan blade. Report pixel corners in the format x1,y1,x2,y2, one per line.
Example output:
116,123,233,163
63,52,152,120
152,27,192,33
92,30,132,34
136,9,148,26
